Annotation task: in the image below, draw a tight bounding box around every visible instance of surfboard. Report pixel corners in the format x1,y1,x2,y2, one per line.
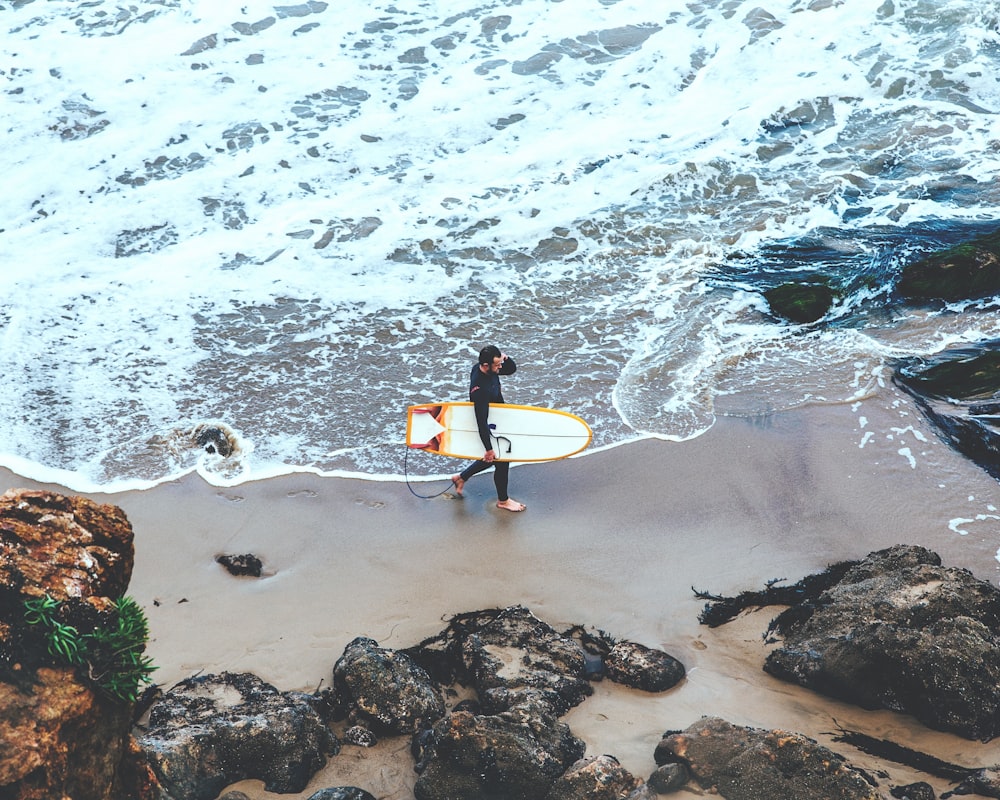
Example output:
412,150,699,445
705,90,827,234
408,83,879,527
406,402,592,462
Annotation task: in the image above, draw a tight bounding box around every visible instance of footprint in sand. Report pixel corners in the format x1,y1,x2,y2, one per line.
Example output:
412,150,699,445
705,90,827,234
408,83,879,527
353,499,385,509
286,489,318,498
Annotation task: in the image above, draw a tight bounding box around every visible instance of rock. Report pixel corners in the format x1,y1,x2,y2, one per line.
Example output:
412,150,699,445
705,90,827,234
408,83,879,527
764,280,836,323
949,766,1000,798
604,641,685,693
890,782,935,800
894,344,1000,480
306,789,376,800
405,605,593,716
334,636,445,734
413,707,586,800
647,762,689,793
654,717,883,800
762,545,1000,740
544,754,642,800
343,724,377,747
215,553,263,577
897,228,1000,301
0,490,140,800
137,672,338,799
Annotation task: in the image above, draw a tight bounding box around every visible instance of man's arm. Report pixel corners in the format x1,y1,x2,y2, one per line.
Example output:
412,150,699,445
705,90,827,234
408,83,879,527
499,355,516,375
473,390,493,452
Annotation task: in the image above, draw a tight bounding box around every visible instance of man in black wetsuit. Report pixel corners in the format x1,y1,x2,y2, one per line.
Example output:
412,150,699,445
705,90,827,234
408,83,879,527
451,345,526,512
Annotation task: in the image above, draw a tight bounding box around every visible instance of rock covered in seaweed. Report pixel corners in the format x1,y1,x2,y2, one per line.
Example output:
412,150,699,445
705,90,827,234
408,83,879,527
604,640,685,693
654,716,884,800
897,228,1000,301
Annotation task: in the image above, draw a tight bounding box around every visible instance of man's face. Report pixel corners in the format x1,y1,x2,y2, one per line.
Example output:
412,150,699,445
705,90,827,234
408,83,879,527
483,357,503,374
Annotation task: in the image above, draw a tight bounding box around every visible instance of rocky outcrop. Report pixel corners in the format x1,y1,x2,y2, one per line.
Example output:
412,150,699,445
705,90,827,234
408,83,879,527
137,672,338,800
655,717,884,800
0,490,140,800
404,605,683,717
412,706,586,800
897,228,1000,301
894,343,1000,480
334,636,446,734
701,545,1000,741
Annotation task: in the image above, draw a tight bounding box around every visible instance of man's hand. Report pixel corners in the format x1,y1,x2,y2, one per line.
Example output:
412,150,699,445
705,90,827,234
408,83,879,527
484,449,496,463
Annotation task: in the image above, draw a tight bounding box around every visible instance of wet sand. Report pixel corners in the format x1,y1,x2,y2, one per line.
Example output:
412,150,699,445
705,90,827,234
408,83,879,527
5,397,1000,798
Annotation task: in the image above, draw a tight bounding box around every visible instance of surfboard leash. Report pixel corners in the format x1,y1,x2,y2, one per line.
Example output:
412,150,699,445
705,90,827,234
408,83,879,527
403,445,457,499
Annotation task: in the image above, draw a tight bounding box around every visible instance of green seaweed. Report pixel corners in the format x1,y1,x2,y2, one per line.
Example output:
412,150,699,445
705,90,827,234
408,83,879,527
23,594,157,704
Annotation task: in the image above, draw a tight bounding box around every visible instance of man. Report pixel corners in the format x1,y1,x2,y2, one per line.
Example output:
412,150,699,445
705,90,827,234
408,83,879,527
451,345,526,512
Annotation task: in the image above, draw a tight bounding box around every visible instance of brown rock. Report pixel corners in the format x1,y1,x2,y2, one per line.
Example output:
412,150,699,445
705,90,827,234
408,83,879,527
0,489,140,800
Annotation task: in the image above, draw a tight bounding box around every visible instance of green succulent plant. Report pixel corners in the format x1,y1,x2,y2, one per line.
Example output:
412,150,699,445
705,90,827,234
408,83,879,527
23,593,157,703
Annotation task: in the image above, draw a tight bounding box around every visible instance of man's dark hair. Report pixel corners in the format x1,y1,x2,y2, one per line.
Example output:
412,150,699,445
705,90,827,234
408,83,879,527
478,345,501,366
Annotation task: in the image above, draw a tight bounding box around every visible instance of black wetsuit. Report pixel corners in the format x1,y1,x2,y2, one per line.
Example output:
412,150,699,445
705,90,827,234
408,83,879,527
458,356,516,500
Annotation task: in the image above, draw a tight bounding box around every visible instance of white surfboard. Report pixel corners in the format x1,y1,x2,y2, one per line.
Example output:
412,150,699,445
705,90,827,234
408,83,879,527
406,402,592,462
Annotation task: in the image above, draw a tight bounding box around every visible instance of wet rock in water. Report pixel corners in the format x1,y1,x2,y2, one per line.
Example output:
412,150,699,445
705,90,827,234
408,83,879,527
305,788,376,800
195,424,234,456
894,343,1000,480
760,545,1000,741
543,754,642,800
764,280,836,323
404,605,593,717
654,716,882,800
216,552,263,577
137,672,338,798
897,228,1000,301
333,636,445,735
0,490,140,800
412,707,586,800
604,640,685,693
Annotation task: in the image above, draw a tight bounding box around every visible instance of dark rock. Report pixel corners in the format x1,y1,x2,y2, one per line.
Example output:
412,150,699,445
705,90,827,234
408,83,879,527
405,605,593,716
216,553,263,577
890,782,935,800
762,545,1000,740
413,707,586,800
894,343,1000,480
604,641,685,693
306,788,376,800
137,672,338,799
949,766,1000,798
195,425,234,456
647,762,689,793
544,754,642,799
343,724,377,747
764,280,836,323
333,636,445,734
0,490,140,800
654,716,882,800
897,228,1000,301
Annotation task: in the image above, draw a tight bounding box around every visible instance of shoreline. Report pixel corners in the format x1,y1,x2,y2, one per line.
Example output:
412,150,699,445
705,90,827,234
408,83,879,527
5,399,1000,797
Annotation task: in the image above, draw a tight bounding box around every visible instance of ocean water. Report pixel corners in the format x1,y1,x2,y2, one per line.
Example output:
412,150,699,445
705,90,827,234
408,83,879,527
2,0,1000,490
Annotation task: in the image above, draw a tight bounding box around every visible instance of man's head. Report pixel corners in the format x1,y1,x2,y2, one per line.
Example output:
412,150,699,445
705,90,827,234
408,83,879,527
478,345,503,374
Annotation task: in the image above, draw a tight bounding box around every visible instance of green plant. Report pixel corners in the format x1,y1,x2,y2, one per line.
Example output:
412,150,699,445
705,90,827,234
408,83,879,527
23,594,157,703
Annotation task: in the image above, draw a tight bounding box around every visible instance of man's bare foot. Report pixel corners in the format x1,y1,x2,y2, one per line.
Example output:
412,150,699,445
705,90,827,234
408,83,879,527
450,475,465,496
497,498,526,512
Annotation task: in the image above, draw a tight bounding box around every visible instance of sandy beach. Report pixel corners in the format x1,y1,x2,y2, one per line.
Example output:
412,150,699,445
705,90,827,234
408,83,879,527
6,397,1000,799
